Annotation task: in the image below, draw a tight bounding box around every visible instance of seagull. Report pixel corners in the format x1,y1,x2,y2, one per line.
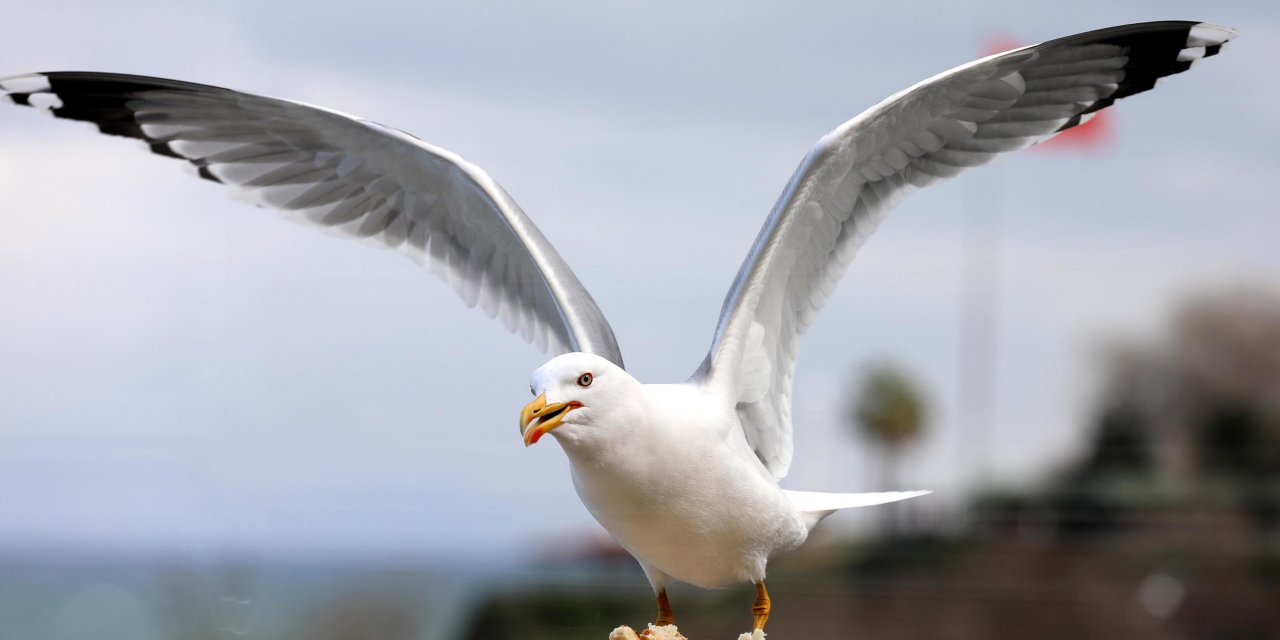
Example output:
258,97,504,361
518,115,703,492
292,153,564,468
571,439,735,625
2,20,1234,636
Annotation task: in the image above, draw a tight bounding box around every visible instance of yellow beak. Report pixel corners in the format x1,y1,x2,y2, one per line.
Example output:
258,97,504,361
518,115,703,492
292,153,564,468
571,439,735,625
519,393,581,447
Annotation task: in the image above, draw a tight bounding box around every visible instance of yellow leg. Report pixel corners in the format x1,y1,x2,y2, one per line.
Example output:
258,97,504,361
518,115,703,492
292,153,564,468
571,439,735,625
656,588,676,626
640,589,677,637
752,581,771,630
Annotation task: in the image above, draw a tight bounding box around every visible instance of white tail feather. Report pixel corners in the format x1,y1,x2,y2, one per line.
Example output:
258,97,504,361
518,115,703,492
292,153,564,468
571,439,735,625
785,489,931,529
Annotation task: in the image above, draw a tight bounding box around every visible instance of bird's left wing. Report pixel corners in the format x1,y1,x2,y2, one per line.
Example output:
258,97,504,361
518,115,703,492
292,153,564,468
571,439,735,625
1,72,623,366
698,21,1235,479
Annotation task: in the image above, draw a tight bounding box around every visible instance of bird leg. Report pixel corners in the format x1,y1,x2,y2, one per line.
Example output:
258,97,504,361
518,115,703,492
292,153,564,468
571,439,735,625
637,589,677,639
752,581,771,630
655,588,676,626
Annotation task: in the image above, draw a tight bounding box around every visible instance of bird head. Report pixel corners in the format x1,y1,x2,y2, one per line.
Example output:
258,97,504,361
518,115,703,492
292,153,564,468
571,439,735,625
520,352,635,448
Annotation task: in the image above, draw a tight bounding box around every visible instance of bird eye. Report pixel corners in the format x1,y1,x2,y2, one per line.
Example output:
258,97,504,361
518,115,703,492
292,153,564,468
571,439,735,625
577,372,593,388
530,386,535,396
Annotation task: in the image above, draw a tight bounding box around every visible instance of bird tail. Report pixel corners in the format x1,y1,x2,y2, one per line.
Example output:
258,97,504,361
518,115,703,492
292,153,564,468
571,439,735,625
784,489,931,529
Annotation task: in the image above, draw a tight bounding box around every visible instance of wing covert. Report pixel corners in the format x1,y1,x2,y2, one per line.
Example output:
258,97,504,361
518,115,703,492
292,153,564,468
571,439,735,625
1,71,624,367
701,21,1235,478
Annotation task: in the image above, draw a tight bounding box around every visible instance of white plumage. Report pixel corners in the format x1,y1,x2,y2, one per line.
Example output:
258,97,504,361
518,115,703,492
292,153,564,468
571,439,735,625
528,352,926,592
1,19,1235,633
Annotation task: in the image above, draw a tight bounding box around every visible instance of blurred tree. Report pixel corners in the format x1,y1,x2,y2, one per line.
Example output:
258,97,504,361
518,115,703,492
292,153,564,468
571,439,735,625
1099,288,1280,478
847,362,928,534
1084,402,1154,477
1063,285,1280,532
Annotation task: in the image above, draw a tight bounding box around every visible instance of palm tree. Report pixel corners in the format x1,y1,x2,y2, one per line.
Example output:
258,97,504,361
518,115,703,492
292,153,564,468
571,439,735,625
848,362,928,534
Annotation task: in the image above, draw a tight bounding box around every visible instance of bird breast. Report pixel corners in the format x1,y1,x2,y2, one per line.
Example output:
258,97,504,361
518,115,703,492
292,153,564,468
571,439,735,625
564,383,808,588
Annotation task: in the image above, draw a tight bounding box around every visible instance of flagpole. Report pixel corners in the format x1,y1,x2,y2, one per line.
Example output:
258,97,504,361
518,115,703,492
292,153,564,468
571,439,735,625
958,168,1002,500
957,32,1115,522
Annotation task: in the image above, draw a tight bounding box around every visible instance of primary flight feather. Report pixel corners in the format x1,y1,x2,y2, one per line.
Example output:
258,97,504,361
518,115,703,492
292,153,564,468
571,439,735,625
1,20,1234,635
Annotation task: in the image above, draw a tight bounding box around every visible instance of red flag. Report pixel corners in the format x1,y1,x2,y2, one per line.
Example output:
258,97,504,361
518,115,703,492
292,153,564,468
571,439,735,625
983,33,1112,151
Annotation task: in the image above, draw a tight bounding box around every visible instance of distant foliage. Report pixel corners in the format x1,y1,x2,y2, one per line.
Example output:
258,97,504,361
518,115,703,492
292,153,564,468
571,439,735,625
1092,286,1280,485
846,362,929,538
849,364,928,452
1016,285,1280,538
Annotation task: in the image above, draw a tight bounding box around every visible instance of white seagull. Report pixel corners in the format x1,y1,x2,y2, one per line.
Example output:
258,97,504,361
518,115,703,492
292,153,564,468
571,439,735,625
2,20,1234,636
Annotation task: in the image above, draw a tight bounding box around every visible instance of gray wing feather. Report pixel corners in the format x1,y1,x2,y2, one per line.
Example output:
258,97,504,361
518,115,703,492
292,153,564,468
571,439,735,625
702,21,1234,478
1,72,623,367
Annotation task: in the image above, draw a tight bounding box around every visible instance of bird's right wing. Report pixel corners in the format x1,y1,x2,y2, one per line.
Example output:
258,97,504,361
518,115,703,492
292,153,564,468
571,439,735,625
1,72,624,367
699,21,1234,479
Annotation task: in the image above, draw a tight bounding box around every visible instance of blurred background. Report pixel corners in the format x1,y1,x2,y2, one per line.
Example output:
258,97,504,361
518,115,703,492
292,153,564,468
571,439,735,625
1,1,1278,638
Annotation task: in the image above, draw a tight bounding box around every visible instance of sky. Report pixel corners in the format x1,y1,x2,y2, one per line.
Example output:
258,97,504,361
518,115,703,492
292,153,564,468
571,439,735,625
1,0,1278,562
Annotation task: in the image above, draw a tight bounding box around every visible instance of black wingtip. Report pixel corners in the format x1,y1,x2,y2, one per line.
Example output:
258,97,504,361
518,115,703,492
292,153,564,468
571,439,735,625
149,141,183,159
4,72,238,183
1096,26,1196,102
1048,22,1231,128
196,165,222,183
25,73,230,144
1055,112,1083,133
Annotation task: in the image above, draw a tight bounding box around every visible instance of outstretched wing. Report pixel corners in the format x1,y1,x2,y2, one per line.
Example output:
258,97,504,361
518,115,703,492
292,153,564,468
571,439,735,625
701,21,1234,478
1,72,624,367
